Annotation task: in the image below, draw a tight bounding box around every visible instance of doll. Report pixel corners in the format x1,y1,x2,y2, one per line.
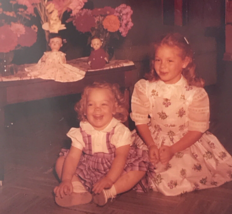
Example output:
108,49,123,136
88,37,108,69
25,34,85,82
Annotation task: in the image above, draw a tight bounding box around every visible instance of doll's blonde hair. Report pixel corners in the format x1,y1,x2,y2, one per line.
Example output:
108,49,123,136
145,33,204,87
75,81,128,123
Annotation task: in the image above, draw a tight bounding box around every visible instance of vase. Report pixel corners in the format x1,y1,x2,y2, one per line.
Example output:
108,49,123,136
107,46,115,61
0,51,16,76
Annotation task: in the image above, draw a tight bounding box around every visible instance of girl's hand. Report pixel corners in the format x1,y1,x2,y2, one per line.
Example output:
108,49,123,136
149,145,159,165
159,145,174,165
54,180,73,198
92,176,113,194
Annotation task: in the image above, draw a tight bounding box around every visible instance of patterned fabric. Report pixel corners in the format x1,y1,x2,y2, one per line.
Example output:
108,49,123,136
0,58,134,82
76,128,116,192
131,76,232,196
61,120,151,193
25,51,86,82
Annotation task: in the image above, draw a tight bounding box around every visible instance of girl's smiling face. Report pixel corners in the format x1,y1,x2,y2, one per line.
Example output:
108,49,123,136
86,88,116,130
154,45,189,84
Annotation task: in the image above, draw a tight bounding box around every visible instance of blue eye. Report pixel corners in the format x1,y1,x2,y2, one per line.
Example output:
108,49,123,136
87,103,93,106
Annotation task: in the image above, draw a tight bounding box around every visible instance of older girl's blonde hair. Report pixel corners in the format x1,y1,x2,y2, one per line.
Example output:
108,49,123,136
145,33,204,87
75,81,128,123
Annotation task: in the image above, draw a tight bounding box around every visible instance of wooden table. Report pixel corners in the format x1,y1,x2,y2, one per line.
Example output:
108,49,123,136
0,63,136,184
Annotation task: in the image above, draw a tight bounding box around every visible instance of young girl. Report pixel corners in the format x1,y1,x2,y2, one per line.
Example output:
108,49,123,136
88,37,108,69
131,33,232,196
25,34,85,82
54,82,150,207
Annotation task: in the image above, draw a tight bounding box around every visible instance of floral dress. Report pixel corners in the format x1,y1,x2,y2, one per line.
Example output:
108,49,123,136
130,76,232,196
25,51,85,82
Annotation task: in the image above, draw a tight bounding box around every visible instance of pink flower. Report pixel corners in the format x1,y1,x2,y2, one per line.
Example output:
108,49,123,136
30,0,40,3
73,9,95,33
16,0,35,15
16,0,40,5
52,0,87,16
0,25,18,52
16,0,29,5
52,0,70,16
17,26,37,47
11,23,25,36
115,4,133,37
68,0,88,16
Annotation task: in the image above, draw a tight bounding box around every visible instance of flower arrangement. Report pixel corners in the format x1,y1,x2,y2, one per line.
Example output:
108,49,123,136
70,4,133,50
36,0,87,35
0,0,88,53
0,0,39,53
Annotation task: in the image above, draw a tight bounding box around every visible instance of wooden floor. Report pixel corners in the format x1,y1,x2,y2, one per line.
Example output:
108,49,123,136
1,81,232,214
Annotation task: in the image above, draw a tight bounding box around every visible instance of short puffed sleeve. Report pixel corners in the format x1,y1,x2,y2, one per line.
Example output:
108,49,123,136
111,123,132,148
66,128,85,150
188,87,210,132
130,79,150,125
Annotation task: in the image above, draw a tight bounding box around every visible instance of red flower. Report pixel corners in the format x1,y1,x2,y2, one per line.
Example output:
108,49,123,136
0,25,18,53
103,15,120,32
18,26,37,47
92,8,105,16
92,7,114,16
73,11,95,33
103,6,115,15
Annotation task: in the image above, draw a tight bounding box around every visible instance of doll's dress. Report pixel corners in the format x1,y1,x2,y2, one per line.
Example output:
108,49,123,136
131,76,232,196
59,118,151,192
25,51,85,82
88,48,108,69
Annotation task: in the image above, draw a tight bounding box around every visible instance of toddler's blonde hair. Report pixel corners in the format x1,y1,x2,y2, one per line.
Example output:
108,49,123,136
75,81,128,123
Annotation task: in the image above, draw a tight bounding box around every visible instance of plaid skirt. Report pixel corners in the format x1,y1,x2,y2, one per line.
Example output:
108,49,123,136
59,145,151,192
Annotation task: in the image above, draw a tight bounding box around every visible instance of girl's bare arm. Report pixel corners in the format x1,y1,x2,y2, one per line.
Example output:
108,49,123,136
136,124,159,164
106,144,130,182
159,131,203,164
92,144,130,193
171,131,203,154
61,146,82,182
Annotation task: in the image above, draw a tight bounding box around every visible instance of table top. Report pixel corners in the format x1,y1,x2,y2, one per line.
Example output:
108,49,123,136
0,58,136,105
0,58,134,83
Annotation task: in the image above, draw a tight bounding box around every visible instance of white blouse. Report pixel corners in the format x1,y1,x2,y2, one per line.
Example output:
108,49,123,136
67,118,131,153
130,76,210,133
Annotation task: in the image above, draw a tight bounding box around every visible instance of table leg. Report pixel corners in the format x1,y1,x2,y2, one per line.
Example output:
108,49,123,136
0,105,5,186
0,88,6,186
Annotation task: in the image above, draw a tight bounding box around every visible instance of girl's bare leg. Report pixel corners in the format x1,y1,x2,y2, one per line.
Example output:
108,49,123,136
93,171,146,206
54,156,92,207
55,156,78,182
114,170,146,194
